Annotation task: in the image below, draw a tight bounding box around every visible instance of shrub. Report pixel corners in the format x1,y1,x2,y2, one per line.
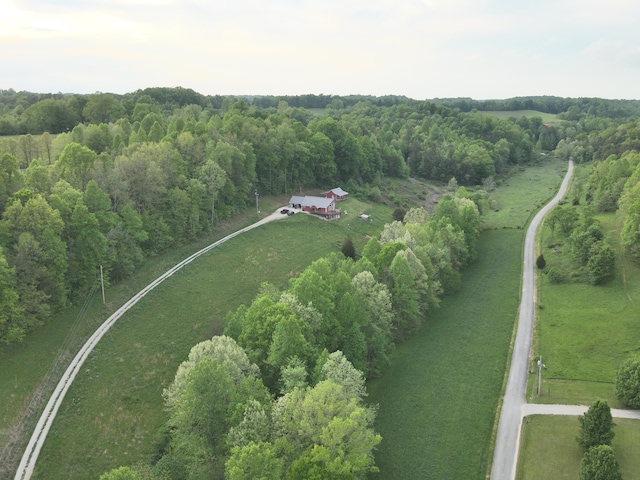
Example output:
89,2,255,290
536,254,546,270
392,207,406,222
587,242,615,285
546,267,564,284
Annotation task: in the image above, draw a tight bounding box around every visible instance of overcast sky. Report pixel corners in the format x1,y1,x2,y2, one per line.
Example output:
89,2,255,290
2,0,639,100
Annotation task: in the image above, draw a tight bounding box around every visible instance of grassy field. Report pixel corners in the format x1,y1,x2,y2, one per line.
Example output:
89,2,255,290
517,416,640,480
481,110,559,124
532,210,640,405
483,156,568,229
17,199,391,479
367,229,523,479
517,160,640,478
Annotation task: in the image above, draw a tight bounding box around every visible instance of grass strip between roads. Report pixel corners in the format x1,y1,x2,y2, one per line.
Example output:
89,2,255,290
367,229,523,479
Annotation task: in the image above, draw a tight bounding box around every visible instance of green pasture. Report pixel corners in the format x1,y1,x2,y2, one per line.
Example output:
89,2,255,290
367,229,523,479
533,211,640,405
21,200,390,479
482,156,568,229
520,162,640,478
482,110,559,124
517,415,640,480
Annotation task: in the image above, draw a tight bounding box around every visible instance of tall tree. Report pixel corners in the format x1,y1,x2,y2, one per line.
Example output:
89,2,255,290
83,93,125,124
22,160,52,196
272,380,381,478
67,200,108,297
226,442,283,480
198,157,227,226
577,400,615,450
56,142,98,190
0,247,25,344
389,251,419,339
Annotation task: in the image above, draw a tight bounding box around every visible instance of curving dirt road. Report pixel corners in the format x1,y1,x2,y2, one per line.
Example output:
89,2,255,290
13,208,291,480
490,160,574,480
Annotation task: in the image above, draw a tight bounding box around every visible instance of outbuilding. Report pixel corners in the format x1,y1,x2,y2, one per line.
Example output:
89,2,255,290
322,187,349,201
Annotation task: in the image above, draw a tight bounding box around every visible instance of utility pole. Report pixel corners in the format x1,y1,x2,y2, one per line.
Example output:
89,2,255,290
255,189,260,214
537,356,543,396
100,265,106,305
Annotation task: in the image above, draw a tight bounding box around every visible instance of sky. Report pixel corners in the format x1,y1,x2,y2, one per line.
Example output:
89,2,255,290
1,0,640,100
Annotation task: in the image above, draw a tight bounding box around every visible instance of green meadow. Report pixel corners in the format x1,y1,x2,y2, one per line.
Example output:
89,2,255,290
483,155,568,229
367,228,522,479
482,110,559,124
517,416,640,480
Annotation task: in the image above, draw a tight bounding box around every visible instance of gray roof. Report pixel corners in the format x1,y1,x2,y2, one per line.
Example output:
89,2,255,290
330,187,348,196
321,187,349,196
289,195,335,209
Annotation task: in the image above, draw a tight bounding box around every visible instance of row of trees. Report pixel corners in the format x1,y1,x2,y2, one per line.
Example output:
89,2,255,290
539,145,640,286
576,400,622,480
434,96,640,120
100,193,481,479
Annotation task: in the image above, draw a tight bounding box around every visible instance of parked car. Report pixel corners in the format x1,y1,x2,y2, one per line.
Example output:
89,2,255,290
287,210,295,216
280,208,289,214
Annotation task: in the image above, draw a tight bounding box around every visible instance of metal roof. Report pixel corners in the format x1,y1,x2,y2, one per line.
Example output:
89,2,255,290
321,187,349,196
289,195,335,208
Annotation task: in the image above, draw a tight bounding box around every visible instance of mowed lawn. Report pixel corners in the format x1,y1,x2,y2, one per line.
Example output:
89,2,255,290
517,416,640,480
28,209,388,479
367,229,523,480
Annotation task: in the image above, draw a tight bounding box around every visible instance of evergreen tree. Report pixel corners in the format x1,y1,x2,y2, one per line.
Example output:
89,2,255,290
579,445,622,480
577,400,615,450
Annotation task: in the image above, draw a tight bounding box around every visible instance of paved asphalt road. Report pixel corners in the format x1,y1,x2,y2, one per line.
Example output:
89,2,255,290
490,160,574,480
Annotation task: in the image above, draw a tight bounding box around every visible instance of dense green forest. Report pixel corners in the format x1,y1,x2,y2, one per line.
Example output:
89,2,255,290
3,88,640,478
2,87,640,347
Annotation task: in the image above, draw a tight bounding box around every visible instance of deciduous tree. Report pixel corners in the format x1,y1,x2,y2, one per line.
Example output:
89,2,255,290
615,355,640,408
56,142,97,190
